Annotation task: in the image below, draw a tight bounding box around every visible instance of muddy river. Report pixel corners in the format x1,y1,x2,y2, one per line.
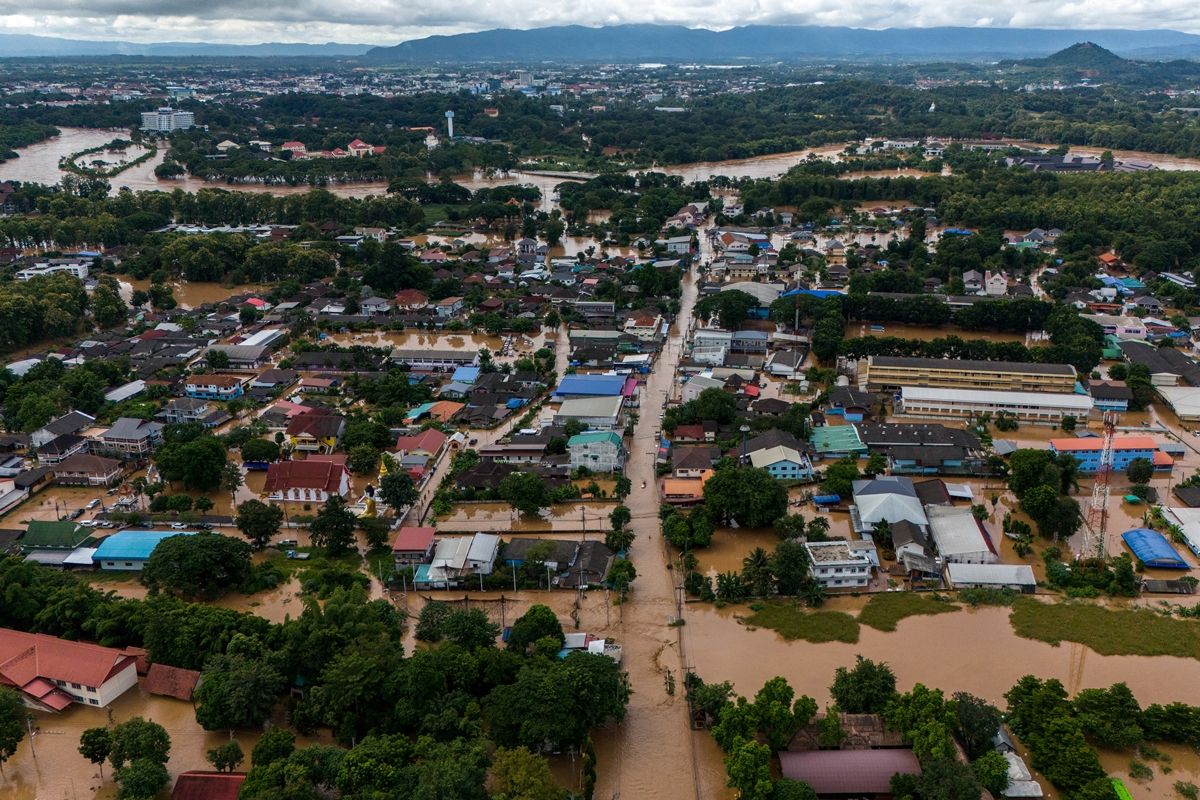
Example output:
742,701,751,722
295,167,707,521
7,130,1200,205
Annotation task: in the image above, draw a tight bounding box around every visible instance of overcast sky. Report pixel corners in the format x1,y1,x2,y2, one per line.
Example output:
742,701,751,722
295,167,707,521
3,1,1200,44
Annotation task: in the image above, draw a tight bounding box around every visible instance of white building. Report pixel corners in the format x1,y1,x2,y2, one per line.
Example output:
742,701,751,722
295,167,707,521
681,373,725,404
554,396,624,431
946,563,1036,592
927,506,999,565
567,431,625,472
897,386,1093,424
140,107,195,132
804,540,873,589
15,259,90,281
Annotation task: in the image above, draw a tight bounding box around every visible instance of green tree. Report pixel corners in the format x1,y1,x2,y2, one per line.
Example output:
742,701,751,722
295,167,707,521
704,465,788,528
90,276,129,328
441,608,500,650
508,605,565,654
608,558,637,596
251,728,295,767
415,600,452,642
379,469,418,510
725,737,774,800
348,444,380,474
115,759,170,800
499,471,550,516
771,539,812,596
818,707,847,748
606,527,635,553
240,438,281,463
487,746,566,800
109,717,171,771
140,533,253,599
206,349,230,369
863,452,887,478
952,692,1003,760
972,751,1010,796
235,499,284,550
155,435,228,491
610,504,632,530
207,739,244,772
820,458,860,498
753,677,817,751
79,726,113,779
194,651,285,732
830,656,897,713
308,495,358,555
772,778,819,800
0,686,29,775
918,758,982,800
1073,683,1143,749
1125,458,1153,485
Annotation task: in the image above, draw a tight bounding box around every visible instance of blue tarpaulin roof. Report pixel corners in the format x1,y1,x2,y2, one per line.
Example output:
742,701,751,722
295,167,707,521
1121,528,1189,569
781,289,843,299
554,374,626,397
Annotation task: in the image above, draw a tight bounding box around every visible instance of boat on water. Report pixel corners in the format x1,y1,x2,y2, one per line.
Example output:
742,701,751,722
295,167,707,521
870,324,886,333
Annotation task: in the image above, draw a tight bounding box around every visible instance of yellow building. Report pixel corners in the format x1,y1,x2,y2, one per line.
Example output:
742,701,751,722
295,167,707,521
860,356,1077,394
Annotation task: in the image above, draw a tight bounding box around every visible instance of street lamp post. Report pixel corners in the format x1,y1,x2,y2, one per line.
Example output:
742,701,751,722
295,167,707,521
740,425,750,465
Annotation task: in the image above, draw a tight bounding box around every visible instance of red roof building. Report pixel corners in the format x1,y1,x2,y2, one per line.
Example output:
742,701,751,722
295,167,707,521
172,772,247,800
392,526,437,564
262,458,351,503
778,749,921,797
393,428,447,459
393,289,429,309
0,628,139,711
142,662,201,701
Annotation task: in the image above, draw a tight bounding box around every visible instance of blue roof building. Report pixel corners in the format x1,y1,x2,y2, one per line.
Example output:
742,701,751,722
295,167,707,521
451,366,481,385
92,530,194,571
554,374,627,400
1121,528,1189,569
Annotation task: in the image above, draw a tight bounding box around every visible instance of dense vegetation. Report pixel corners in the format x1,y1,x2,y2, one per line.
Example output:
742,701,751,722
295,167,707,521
0,556,628,796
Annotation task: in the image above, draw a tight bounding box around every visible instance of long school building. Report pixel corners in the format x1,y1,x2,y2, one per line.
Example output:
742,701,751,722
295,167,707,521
861,356,1077,394
896,386,1093,424
1048,436,1169,473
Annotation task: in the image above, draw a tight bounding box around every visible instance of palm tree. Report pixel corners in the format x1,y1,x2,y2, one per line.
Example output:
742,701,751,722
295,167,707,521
742,548,773,597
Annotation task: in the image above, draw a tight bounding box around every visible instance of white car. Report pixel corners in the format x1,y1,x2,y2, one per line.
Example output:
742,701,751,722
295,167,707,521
169,522,188,530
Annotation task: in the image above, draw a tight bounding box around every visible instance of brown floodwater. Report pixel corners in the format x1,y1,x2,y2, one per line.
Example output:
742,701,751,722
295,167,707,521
434,501,618,533
846,322,1028,343
118,277,275,311
3,688,334,800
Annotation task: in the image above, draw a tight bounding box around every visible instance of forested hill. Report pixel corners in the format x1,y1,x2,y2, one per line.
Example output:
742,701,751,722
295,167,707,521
363,24,1200,63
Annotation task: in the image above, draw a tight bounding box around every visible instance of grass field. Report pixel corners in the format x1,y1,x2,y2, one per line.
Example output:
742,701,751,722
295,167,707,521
858,592,960,632
1010,598,1200,660
744,602,860,644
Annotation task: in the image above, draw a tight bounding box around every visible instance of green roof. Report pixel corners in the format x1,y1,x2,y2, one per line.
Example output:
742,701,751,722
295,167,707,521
809,425,867,455
568,431,623,448
22,520,88,550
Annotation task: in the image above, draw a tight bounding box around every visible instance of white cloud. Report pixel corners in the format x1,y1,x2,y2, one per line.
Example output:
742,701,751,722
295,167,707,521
0,0,1199,44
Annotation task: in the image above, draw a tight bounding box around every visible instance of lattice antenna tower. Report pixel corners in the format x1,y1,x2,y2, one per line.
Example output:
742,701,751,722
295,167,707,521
1083,411,1118,558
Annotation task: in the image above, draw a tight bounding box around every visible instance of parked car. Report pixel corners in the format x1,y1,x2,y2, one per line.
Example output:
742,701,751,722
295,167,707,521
85,499,100,510
169,522,188,530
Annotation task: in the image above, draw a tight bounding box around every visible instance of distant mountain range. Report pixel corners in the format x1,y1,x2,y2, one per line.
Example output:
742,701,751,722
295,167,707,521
5,25,1200,62
0,33,372,58
363,24,1200,63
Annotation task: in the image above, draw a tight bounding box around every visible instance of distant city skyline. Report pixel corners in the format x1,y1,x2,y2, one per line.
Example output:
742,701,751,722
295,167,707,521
3,3,1200,46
